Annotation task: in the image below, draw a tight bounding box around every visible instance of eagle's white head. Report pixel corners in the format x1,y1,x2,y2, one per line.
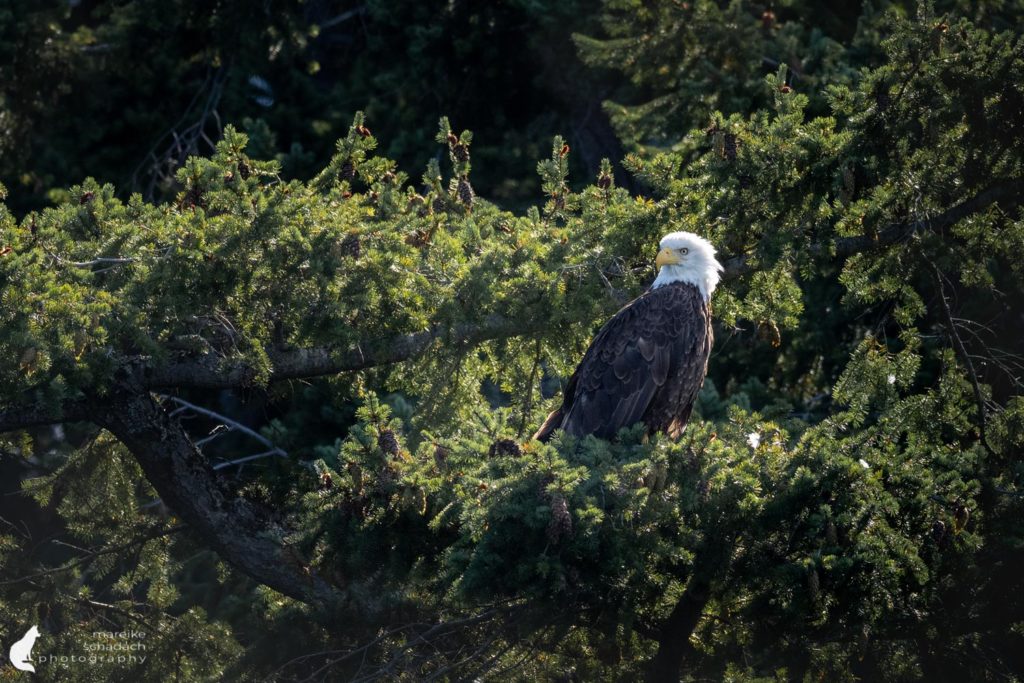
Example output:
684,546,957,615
651,231,723,301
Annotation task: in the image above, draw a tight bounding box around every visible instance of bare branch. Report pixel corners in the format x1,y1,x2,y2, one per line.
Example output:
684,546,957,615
66,257,136,268
158,395,287,458
930,261,992,451
212,449,288,470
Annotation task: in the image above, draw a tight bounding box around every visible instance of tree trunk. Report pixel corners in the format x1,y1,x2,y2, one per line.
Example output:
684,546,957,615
644,573,712,683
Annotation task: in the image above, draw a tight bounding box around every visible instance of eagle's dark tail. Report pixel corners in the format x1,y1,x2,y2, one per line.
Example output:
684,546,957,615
532,408,564,442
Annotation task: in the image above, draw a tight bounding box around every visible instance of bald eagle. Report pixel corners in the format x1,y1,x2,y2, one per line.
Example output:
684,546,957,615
534,232,722,441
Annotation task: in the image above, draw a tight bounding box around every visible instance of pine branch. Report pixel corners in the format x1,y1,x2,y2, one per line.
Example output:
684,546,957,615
719,179,1023,278
2,181,1020,434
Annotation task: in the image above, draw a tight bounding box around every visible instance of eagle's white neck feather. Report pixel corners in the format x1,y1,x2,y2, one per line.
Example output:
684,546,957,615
650,231,723,301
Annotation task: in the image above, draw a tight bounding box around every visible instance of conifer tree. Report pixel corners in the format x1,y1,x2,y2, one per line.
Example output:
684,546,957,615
1,3,1022,681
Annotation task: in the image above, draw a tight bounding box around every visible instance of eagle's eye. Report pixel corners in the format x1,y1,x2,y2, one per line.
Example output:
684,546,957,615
679,247,689,255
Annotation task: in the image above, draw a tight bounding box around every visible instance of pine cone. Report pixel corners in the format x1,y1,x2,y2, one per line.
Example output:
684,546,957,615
953,504,970,533
453,143,470,163
340,160,356,182
488,439,521,458
931,519,947,546
597,173,612,190
840,166,856,205
825,520,838,545
433,444,449,469
457,177,475,208
378,428,400,456
347,461,363,492
931,22,948,55
723,133,737,161
405,229,430,247
547,494,572,544
807,567,820,602
431,195,447,214
238,160,251,180
181,185,204,210
340,233,361,258
407,194,426,215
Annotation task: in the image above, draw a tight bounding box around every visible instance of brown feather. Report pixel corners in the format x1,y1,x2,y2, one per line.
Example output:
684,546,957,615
534,281,713,441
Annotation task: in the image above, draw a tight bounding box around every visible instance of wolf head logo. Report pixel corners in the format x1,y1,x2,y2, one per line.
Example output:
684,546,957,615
8,625,40,673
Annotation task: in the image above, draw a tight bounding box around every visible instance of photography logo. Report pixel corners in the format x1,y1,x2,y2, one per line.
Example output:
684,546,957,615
8,624,40,673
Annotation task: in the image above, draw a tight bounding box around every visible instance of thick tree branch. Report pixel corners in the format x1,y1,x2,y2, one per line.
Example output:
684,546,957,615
0,399,92,432
85,382,366,613
143,314,527,390
644,546,724,683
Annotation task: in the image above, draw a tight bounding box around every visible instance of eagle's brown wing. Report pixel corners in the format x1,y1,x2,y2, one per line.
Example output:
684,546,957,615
534,283,707,441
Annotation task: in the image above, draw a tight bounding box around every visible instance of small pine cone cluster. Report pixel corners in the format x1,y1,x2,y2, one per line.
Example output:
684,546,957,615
597,172,612,190
405,229,430,247
378,428,400,456
181,185,204,210
546,494,573,545
340,159,356,182
238,160,251,180
431,194,447,214
457,177,475,208
340,233,361,258
453,142,470,163
488,439,521,458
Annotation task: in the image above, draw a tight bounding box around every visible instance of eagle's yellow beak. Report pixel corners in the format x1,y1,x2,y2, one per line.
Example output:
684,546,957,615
655,247,680,269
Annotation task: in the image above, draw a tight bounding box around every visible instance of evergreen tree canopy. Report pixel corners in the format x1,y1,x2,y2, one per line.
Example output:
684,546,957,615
1,2,1022,681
